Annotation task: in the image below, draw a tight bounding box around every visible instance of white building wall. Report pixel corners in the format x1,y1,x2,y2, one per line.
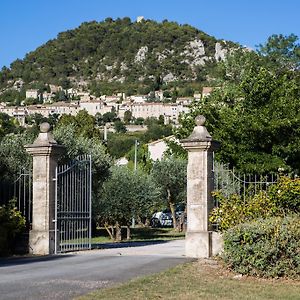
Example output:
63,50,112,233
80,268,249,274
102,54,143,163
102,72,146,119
148,140,169,161
26,89,39,99
130,103,190,124
79,101,103,116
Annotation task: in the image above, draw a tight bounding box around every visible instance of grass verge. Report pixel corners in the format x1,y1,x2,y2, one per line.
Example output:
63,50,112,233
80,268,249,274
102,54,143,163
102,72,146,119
78,260,300,300
92,227,185,244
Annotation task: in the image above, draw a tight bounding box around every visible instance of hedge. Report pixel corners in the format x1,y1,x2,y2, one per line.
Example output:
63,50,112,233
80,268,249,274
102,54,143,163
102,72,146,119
223,215,300,278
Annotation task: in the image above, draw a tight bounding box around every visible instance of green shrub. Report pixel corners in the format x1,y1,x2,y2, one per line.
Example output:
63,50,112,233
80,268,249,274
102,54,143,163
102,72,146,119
223,215,300,278
210,176,300,231
0,200,26,256
268,176,300,213
210,191,278,231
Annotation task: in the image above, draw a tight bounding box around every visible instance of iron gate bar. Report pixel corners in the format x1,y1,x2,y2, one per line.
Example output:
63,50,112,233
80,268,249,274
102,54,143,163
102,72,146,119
212,162,281,231
213,163,279,200
11,169,32,224
54,155,92,254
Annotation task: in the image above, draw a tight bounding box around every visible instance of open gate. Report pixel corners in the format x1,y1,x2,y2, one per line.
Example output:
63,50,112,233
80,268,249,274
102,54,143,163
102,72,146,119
54,155,92,254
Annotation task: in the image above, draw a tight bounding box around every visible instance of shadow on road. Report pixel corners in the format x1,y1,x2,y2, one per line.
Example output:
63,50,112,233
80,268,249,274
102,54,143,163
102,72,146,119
0,254,74,268
92,239,171,250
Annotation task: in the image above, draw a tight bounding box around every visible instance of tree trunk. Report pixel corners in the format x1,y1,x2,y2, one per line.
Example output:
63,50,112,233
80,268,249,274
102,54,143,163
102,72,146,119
167,188,177,229
137,216,146,227
178,213,185,232
144,218,150,227
115,222,122,242
111,225,115,238
104,222,114,240
126,225,131,240
182,207,187,232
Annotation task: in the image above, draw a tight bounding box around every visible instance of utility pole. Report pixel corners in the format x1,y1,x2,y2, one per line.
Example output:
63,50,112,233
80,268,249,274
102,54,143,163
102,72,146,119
134,139,139,171
132,139,139,228
104,123,108,142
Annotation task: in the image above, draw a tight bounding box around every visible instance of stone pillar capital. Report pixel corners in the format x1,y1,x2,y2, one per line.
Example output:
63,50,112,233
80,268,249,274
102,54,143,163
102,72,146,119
180,115,220,152
25,144,65,157
181,140,220,152
25,122,65,157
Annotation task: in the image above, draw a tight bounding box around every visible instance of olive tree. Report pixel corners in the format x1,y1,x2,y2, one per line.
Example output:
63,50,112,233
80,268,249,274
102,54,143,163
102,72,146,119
94,166,160,241
151,158,187,229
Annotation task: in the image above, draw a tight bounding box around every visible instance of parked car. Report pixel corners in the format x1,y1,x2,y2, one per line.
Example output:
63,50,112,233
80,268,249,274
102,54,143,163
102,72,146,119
150,209,173,228
150,204,186,228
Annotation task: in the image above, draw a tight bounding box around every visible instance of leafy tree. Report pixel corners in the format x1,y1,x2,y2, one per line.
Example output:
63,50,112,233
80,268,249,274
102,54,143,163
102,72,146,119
142,122,173,143
158,115,165,125
151,158,187,228
106,133,140,158
114,120,127,133
257,34,300,70
176,37,300,174
95,112,104,126
0,132,33,180
53,90,68,102
179,86,194,97
59,77,71,90
163,90,172,98
23,97,41,106
0,89,25,105
0,113,20,139
94,166,160,240
134,117,144,125
102,111,117,123
57,110,100,139
123,110,132,124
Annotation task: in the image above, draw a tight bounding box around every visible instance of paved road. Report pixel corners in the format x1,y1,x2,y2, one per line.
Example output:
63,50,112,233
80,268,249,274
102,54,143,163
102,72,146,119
0,240,190,300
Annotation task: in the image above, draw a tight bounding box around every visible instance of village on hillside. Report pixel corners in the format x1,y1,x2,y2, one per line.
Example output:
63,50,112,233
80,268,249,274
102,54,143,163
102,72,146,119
0,85,213,126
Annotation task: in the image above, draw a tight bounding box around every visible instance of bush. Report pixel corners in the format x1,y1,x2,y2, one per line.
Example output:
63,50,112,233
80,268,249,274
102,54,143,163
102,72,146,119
210,176,300,231
210,191,278,231
0,200,26,256
268,176,300,213
223,215,300,278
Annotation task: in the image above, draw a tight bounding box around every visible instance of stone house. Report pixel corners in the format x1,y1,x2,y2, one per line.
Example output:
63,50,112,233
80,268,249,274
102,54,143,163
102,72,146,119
148,135,178,161
25,89,39,99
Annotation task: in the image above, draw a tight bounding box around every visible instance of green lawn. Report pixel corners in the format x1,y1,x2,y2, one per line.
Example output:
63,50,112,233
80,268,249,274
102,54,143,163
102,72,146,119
91,227,185,244
78,260,300,300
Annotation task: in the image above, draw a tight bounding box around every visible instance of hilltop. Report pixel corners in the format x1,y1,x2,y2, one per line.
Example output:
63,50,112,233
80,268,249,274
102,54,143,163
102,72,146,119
0,17,239,103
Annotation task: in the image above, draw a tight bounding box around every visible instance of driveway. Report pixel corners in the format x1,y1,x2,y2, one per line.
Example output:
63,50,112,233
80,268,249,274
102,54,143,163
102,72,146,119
0,239,190,300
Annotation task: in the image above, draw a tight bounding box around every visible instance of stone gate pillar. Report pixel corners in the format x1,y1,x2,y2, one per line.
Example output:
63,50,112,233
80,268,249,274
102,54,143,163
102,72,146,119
25,123,64,255
181,115,222,258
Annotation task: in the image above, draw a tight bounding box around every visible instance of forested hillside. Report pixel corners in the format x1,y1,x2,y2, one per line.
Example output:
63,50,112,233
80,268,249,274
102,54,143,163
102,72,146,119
0,17,238,96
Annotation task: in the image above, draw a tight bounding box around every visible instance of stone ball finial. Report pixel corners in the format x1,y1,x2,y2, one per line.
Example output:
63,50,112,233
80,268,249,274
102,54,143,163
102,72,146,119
195,115,206,126
40,122,51,133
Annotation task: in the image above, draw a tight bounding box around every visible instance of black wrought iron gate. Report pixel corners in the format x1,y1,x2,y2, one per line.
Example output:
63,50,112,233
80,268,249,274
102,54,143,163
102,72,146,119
0,169,32,224
54,155,92,254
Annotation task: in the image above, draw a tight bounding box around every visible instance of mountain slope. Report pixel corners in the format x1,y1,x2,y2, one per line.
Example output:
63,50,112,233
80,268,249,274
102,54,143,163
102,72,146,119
0,17,238,95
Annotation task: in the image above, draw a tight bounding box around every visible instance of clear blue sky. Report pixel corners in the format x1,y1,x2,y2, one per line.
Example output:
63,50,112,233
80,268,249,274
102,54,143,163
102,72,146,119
1,0,299,69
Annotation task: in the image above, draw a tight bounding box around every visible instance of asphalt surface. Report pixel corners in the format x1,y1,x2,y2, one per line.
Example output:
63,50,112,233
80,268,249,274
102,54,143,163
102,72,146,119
0,239,191,300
